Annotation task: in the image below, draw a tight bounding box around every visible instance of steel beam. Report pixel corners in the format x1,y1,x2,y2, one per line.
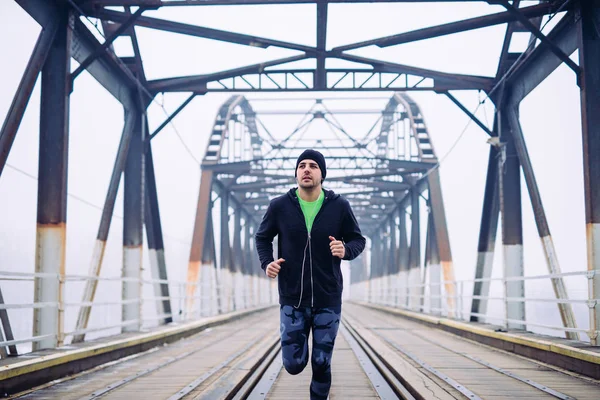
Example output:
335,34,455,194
220,191,233,310
398,208,409,307
33,6,71,350
16,0,137,109
337,54,494,90
148,55,308,93
499,107,525,331
90,8,316,53
71,7,145,80
71,18,138,109
243,214,254,305
577,0,600,345
408,187,421,310
389,217,398,275
471,144,500,322
427,169,456,315
122,108,144,333
333,3,556,52
72,109,136,343
503,11,578,104
149,93,196,141
426,209,442,315
498,0,580,77
506,106,579,339
0,20,58,178
316,2,328,90
187,170,214,314
233,209,243,273
145,141,172,324
444,92,493,136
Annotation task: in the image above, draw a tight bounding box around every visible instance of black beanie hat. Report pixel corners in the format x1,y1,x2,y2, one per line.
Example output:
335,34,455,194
295,149,327,180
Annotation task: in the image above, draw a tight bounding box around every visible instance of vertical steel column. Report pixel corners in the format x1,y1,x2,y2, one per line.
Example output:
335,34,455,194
374,232,382,302
499,107,525,330
244,214,254,307
506,106,579,339
187,170,214,315
144,143,172,324
33,8,71,351
471,144,500,322
409,188,421,310
424,212,431,311
381,224,389,303
369,235,378,302
73,110,136,343
220,192,232,311
316,2,328,90
578,0,600,345
428,170,456,315
389,216,398,306
122,108,144,333
0,21,58,177
427,211,442,315
232,208,243,309
204,210,220,315
398,208,409,307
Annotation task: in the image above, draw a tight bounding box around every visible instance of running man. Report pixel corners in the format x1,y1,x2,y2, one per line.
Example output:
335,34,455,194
255,149,366,400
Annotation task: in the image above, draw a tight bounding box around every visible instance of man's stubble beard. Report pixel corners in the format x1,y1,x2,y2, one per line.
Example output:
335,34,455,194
298,178,321,190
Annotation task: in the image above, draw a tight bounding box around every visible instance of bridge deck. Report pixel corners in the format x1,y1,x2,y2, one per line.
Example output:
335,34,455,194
3,304,600,399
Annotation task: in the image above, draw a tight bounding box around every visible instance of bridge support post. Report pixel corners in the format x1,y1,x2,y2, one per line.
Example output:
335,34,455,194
409,187,421,312
471,143,500,323
220,192,232,312
427,170,456,317
389,216,398,308
144,144,172,324
578,0,600,345
122,105,144,333
233,208,243,309
369,236,378,303
0,20,57,178
499,107,525,331
244,215,253,307
398,208,409,308
73,110,136,343
382,224,390,305
427,209,442,316
506,107,579,340
33,7,71,351
187,170,215,317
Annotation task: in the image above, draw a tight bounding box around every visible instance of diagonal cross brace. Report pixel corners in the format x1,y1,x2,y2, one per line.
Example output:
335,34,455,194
494,0,580,80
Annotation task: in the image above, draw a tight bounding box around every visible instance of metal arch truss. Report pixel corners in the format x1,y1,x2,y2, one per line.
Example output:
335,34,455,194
186,92,456,315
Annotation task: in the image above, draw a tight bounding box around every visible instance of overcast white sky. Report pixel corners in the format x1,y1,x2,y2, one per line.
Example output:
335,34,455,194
0,1,588,342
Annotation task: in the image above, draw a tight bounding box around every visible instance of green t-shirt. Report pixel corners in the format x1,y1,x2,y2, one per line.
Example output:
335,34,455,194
296,189,324,233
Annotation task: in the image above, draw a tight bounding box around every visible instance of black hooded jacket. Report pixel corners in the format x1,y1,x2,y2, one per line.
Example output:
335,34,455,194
255,188,366,308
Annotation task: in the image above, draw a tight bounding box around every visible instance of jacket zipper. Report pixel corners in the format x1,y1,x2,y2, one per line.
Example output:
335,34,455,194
293,191,330,309
309,232,313,308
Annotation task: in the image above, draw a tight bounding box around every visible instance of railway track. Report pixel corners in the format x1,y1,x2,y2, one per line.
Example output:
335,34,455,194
12,304,600,399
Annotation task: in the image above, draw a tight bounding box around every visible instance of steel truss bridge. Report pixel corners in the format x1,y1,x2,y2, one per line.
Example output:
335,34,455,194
0,0,600,395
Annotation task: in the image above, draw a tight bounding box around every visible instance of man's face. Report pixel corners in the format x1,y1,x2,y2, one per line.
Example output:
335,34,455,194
296,159,322,189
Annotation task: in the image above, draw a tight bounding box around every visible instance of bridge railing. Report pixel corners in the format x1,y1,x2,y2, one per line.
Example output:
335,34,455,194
350,269,600,343
0,270,276,355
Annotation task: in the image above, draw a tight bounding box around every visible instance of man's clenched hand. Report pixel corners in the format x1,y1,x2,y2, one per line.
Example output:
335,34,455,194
329,236,345,259
266,258,285,279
